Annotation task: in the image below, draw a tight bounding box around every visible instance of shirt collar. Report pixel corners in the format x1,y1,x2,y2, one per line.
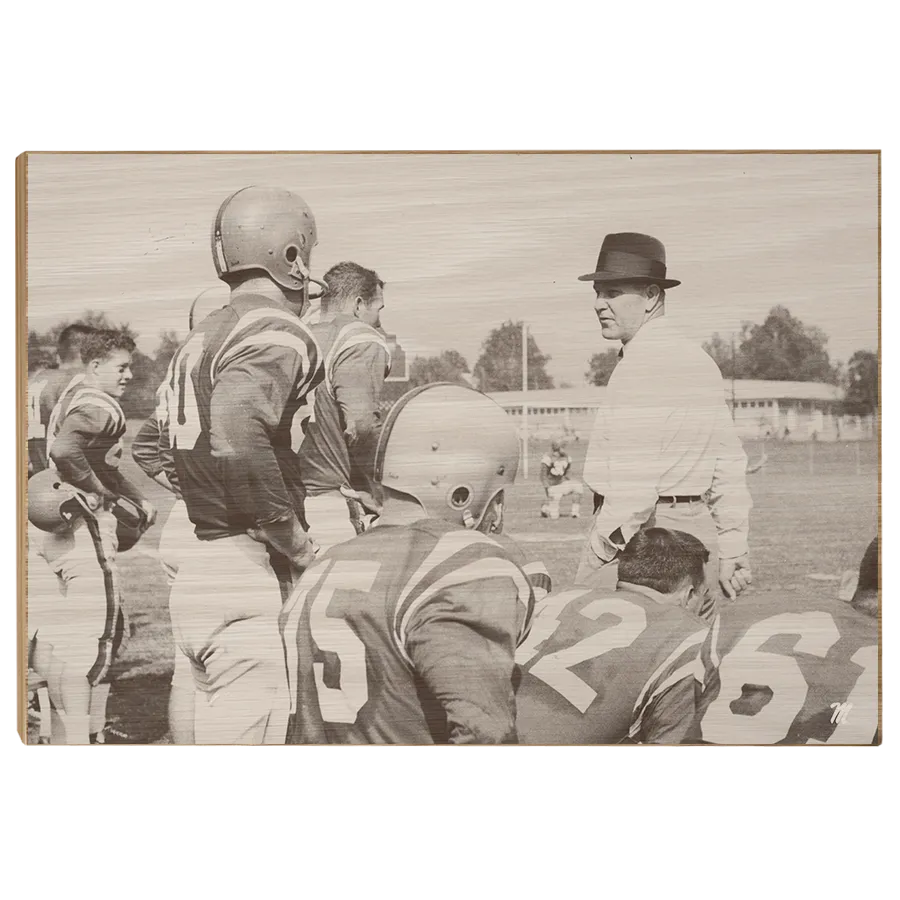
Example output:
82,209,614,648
620,313,669,358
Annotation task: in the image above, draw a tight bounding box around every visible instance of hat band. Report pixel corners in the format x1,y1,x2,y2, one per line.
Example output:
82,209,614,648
595,249,668,281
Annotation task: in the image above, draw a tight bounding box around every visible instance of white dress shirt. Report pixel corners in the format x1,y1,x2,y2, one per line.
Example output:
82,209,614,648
582,314,751,560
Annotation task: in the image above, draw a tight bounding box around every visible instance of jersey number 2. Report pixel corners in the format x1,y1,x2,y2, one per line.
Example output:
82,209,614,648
517,590,648,713
284,560,379,724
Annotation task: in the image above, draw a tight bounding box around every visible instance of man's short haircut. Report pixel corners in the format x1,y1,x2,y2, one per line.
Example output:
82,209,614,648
852,537,879,616
80,329,136,365
617,527,709,595
57,324,94,363
320,261,384,314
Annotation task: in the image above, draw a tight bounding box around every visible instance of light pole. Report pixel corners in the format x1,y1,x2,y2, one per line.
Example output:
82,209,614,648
522,321,529,478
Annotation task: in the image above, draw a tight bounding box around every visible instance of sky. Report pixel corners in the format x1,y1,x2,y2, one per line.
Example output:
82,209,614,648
26,152,878,386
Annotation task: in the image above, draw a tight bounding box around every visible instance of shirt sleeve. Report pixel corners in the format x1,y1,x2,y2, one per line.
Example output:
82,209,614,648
332,340,388,442
405,576,521,744
49,408,114,493
707,403,752,558
587,376,668,559
209,340,307,527
131,416,164,478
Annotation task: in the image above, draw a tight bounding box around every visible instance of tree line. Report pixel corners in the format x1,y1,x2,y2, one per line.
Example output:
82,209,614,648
28,304,878,419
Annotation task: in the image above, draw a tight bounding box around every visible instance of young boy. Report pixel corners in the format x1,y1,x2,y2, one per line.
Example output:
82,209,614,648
30,330,156,744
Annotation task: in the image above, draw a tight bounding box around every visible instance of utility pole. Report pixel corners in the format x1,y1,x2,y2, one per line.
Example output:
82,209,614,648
730,332,737,421
522,321,529,478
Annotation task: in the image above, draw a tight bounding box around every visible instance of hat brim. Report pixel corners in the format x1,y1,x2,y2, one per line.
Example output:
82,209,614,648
578,272,681,289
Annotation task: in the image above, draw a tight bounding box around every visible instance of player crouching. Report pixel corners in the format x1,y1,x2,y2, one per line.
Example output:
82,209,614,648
281,383,549,744
27,331,156,744
539,440,583,519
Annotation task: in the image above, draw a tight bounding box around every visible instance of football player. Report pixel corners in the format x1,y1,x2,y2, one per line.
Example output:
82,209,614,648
297,261,392,552
27,323,94,475
539,439,583,519
131,286,228,585
164,186,325,744
694,537,879,745
29,329,156,744
281,383,548,744
515,527,711,744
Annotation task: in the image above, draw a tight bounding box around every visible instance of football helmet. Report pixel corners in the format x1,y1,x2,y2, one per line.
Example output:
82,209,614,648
374,383,520,530
27,470,94,533
211,186,325,297
188,284,230,330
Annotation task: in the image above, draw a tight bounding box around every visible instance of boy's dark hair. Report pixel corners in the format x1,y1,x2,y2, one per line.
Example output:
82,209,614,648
80,329,136,364
57,324,94,364
320,261,384,314
617,527,709,595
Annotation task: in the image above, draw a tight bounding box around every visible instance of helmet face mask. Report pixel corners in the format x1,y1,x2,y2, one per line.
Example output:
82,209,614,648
211,186,325,301
375,384,520,531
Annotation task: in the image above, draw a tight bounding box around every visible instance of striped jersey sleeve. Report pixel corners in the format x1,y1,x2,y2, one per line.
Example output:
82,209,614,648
629,621,708,743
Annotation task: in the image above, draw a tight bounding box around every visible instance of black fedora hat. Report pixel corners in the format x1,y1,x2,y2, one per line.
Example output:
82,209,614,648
578,232,681,289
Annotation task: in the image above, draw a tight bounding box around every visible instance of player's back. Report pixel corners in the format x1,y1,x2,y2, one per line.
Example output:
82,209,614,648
27,367,85,473
281,518,534,744
165,295,322,538
298,315,391,495
696,594,878,744
515,586,708,744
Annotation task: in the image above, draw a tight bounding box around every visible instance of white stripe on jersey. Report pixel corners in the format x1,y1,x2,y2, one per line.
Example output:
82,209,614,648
217,332,317,395
631,627,707,718
395,549,531,666
281,563,329,716
212,306,321,378
707,613,721,671
323,324,391,397
629,659,703,741
522,561,551,601
66,389,125,431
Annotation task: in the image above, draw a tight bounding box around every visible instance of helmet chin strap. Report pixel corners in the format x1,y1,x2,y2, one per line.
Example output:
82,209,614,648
290,259,328,302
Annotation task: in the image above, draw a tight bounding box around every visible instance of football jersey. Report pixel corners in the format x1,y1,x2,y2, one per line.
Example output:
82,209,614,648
515,586,708,744
696,595,879,745
163,294,323,540
280,519,537,744
540,452,572,487
132,357,181,494
297,316,392,496
46,381,127,490
27,367,85,474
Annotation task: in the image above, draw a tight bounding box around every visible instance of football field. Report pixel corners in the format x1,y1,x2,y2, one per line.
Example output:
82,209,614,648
56,431,879,744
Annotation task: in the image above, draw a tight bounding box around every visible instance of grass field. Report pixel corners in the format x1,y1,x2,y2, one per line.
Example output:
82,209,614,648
28,429,880,743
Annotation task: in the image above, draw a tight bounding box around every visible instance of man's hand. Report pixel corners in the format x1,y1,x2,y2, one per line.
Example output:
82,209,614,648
719,554,752,600
248,515,318,573
339,484,383,517
139,499,158,529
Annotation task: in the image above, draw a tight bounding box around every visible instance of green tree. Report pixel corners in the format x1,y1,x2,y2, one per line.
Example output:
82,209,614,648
408,349,471,388
473,321,554,392
585,348,620,386
843,349,878,415
703,306,839,383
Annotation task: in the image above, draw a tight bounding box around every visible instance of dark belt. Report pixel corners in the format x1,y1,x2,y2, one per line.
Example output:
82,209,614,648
592,493,703,514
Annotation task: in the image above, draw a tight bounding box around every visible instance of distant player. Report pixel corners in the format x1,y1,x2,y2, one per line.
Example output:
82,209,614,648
515,527,710,744
695,537,879,745
164,186,324,744
539,439,583,518
27,323,94,475
29,330,156,744
281,383,548,744
296,262,391,552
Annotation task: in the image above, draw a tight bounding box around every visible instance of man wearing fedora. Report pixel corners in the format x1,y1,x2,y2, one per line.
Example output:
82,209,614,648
575,233,752,613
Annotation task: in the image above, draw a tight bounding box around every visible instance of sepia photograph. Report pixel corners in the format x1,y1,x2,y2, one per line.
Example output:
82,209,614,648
17,150,880,746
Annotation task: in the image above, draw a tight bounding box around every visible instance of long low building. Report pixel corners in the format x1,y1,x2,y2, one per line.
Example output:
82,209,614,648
487,380,872,441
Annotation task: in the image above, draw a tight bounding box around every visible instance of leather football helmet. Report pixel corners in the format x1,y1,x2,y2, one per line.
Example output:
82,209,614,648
211,186,324,297
27,470,93,533
374,383,520,530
